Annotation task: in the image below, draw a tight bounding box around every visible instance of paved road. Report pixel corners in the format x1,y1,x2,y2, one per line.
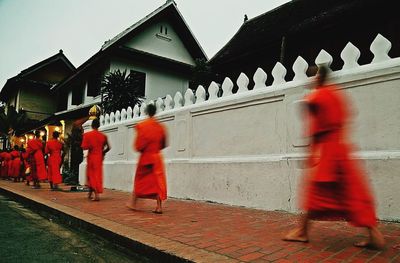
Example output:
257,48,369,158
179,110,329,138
0,194,149,263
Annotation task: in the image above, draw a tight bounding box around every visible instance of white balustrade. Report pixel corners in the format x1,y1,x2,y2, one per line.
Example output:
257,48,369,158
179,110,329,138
127,106,133,119
140,102,147,116
115,110,121,122
164,94,173,110
272,62,287,85
195,85,206,103
120,108,127,121
208,81,219,100
236,73,249,93
174,92,183,109
109,112,115,124
341,42,360,70
184,89,194,106
315,49,333,70
156,97,164,113
292,56,308,81
222,77,233,97
133,104,139,117
371,34,391,63
253,68,267,89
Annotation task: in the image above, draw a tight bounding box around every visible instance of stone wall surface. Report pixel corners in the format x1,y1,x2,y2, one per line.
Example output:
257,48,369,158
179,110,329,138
80,34,400,221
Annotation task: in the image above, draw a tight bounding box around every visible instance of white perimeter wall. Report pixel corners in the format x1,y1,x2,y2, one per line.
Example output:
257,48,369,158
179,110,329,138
80,34,400,221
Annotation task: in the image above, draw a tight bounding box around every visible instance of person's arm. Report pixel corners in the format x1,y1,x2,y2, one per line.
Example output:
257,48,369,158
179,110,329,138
81,134,89,150
103,138,111,155
134,125,147,152
161,126,168,149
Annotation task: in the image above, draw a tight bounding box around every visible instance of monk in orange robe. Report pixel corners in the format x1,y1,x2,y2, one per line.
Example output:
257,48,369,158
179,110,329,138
10,145,21,182
45,131,64,190
126,104,167,214
2,150,12,179
284,66,385,249
81,118,110,201
26,130,47,188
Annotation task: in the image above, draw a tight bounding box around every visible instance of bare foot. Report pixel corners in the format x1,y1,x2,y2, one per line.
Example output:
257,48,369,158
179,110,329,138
126,203,136,210
354,228,385,250
283,229,309,243
354,240,383,250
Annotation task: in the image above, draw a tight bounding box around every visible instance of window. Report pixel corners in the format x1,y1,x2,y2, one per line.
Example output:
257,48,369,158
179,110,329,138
87,74,101,97
130,70,146,97
160,26,163,34
72,84,84,105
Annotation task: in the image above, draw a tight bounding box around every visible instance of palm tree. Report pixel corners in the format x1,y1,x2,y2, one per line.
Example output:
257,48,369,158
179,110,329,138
101,69,145,114
0,105,28,149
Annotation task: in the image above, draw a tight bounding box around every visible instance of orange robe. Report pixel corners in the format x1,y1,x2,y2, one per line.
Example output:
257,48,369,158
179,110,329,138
45,139,63,185
81,130,107,193
133,117,167,200
26,139,47,181
302,85,377,227
10,150,21,178
2,152,11,178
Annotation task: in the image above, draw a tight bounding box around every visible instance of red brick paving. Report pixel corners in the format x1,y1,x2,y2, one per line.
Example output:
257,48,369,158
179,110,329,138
1,180,400,262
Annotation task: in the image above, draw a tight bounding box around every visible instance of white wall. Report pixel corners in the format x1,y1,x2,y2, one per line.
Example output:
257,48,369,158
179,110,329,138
110,58,188,101
80,34,400,221
123,20,195,65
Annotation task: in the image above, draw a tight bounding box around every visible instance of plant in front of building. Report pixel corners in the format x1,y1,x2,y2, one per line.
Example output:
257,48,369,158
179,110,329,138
100,69,145,114
0,105,29,149
62,120,85,185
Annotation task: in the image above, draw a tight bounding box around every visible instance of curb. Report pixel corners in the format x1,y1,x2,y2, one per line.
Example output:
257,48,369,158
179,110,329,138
0,185,235,263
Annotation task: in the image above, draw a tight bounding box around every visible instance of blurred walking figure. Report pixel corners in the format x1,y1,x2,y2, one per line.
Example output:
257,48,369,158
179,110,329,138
45,131,64,190
126,104,167,214
25,130,47,189
10,145,22,182
81,118,110,201
284,66,385,249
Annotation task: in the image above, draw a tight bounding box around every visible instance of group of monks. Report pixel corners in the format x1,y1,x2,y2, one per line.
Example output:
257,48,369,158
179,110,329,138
84,67,388,249
0,65,389,250
82,104,167,213
0,130,64,190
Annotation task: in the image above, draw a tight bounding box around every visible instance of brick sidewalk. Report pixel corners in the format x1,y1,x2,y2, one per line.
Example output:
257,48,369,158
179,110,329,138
1,180,400,262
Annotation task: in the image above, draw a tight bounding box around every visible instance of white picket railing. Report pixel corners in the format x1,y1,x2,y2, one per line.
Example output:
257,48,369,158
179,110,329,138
80,33,400,221
98,33,394,125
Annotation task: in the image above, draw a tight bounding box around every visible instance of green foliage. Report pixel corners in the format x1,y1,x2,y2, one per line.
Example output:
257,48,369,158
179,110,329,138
189,58,214,90
101,69,145,114
0,105,28,136
62,126,84,185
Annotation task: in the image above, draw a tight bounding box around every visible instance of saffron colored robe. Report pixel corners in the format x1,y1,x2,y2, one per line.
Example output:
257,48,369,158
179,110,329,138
2,152,11,178
81,130,107,193
10,150,21,178
133,117,167,200
26,139,47,181
45,139,63,185
302,84,377,227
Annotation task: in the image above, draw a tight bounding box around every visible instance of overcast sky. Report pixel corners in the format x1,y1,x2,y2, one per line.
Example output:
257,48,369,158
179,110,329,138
0,0,290,89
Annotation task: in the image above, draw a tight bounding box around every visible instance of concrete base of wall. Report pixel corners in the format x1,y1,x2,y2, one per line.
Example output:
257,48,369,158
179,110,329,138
80,155,400,221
